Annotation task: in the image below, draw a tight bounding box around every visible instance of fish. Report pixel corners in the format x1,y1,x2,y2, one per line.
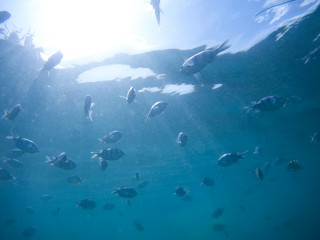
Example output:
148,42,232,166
287,159,302,172
46,152,76,170
25,207,35,215
133,220,144,232
254,167,264,181
22,227,36,238
4,218,16,226
6,135,39,153
146,101,167,122
1,104,21,120
180,40,230,75
3,149,25,159
137,180,150,189
41,50,63,71
244,96,287,114
201,177,214,187
78,199,96,209
120,86,136,103
4,159,23,168
0,168,14,181
174,186,187,197
217,151,247,167
0,11,11,24
311,130,320,143
301,45,320,64
274,157,286,165
212,207,224,218
91,148,125,161
67,175,82,184
150,0,162,26
253,146,262,155
40,194,53,201
99,159,108,171
113,187,138,199
103,203,115,210
83,95,94,122
177,132,188,147
135,172,140,180
99,130,123,144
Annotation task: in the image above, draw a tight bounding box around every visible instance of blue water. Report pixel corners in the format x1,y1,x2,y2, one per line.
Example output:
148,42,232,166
1,5,320,240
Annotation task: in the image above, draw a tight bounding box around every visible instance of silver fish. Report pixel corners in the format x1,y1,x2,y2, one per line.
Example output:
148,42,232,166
41,50,63,71
146,101,167,122
83,95,94,122
244,96,286,113
1,104,21,120
46,152,76,170
217,151,247,167
6,135,39,153
126,86,136,103
180,40,230,75
91,148,125,161
177,132,188,147
99,130,123,144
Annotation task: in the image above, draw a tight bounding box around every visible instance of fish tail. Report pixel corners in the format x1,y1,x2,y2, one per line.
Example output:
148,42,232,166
87,110,93,122
90,153,98,159
217,40,231,53
239,150,248,158
1,110,8,120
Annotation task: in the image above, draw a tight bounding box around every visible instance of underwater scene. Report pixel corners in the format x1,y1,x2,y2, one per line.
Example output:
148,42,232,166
1,0,320,239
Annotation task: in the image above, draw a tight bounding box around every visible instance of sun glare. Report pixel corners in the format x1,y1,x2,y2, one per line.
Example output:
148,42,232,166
38,0,142,60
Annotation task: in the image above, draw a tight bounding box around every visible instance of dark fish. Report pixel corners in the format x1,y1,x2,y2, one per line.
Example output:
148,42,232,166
103,203,115,210
0,11,11,24
137,180,150,189
41,50,63,71
212,223,225,231
7,135,39,153
0,168,13,181
99,130,123,144
126,86,136,103
146,101,167,122
83,95,94,122
67,176,82,184
40,194,52,201
180,40,230,75
135,172,140,180
254,167,264,181
212,207,224,218
244,96,287,113
78,199,96,209
201,177,214,187
311,130,320,143
91,148,125,161
274,157,286,165
177,132,188,147
133,220,144,232
4,159,23,168
287,159,302,172
217,151,247,167
1,104,21,120
46,152,76,170
113,187,137,199
150,0,161,26
174,186,187,197
4,149,25,159
22,227,36,238
99,159,108,171
4,218,16,226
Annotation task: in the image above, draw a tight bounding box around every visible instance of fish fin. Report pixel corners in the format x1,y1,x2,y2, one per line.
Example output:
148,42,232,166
87,110,93,122
217,40,231,53
119,95,126,100
90,153,98,159
239,150,248,158
90,103,95,109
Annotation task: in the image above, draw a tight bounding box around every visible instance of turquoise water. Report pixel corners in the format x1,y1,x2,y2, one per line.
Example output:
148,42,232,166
1,4,320,240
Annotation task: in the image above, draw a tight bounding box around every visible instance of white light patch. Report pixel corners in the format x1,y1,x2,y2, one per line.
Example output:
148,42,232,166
212,83,223,90
161,84,195,95
77,64,158,83
300,0,316,7
269,5,289,24
138,87,162,93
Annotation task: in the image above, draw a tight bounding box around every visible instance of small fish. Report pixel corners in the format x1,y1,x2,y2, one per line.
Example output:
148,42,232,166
137,180,150,189
0,168,14,181
120,86,136,103
7,135,39,153
3,149,25,159
4,218,16,226
83,95,94,122
253,146,262,155
274,157,286,165
40,194,53,201
1,104,21,120
133,220,144,232
91,148,125,161
67,175,82,184
41,50,63,71
103,203,115,210
22,227,36,238
46,152,76,170
0,11,11,24
244,96,287,114
150,0,162,26
78,199,96,209
135,172,140,180
180,40,230,75
201,177,214,187
217,151,247,167
287,159,302,172
99,159,108,171
4,159,23,168
146,101,167,122
99,130,123,144
113,187,138,199
177,132,188,147
254,167,264,181
174,186,187,197
212,207,224,218
311,130,320,143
